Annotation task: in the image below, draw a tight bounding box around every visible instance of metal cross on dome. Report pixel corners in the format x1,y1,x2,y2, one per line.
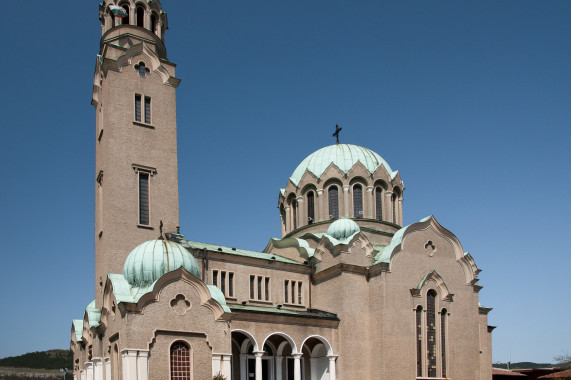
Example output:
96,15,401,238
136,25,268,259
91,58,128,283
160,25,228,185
333,124,342,144
135,62,150,78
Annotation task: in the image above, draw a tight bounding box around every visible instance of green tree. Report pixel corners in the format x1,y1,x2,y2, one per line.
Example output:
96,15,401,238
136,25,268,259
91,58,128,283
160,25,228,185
554,352,571,369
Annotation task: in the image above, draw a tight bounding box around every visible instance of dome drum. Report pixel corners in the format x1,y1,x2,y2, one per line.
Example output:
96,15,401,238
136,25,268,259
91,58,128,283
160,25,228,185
279,144,404,239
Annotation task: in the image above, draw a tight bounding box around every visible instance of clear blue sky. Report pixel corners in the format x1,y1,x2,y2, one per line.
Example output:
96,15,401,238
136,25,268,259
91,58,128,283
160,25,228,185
0,0,569,364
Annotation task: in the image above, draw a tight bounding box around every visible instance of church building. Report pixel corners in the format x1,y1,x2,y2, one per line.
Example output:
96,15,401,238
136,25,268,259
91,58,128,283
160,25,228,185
70,1,494,379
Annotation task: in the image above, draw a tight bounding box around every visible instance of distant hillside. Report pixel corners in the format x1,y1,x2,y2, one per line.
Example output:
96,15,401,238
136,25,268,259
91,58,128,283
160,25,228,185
0,350,72,370
494,362,555,370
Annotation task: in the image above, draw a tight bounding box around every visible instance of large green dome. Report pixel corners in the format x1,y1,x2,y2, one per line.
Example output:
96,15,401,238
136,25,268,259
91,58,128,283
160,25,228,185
289,144,395,186
123,240,201,286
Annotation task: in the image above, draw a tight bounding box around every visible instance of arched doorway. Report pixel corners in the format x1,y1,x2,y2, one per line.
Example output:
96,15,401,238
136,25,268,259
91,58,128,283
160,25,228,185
301,336,335,380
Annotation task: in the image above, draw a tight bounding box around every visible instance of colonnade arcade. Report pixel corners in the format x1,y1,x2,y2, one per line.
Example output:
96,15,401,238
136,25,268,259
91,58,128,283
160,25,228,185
231,330,336,380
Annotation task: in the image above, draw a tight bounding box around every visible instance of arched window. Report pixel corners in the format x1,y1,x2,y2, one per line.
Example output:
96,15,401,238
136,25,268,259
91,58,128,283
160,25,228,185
170,341,191,380
328,186,339,219
353,184,363,218
375,187,383,220
121,4,130,25
441,309,447,378
416,306,423,377
136,6,145,27
427,290,437,377
151,13,157,34
307,191,315,224
292,199,298,230
391,193,397,224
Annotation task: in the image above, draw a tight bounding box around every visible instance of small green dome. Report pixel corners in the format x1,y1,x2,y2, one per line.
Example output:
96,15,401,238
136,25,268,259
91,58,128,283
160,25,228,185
327,218,361,240
289,144,395,186
123,240,201,286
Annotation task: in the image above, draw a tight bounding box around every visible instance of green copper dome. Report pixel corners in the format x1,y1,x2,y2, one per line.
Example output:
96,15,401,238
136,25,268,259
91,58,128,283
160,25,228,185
327,218,361,240
123,240,201,286
289,144,395,186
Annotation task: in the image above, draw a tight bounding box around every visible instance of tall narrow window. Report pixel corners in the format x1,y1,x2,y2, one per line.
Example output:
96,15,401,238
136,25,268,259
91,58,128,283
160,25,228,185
441,309,447,377
392,193,397,224
328,186,339,219
220,271,226,295
170,342,191,380
212,271,218,287
144,96,151,124
151,13,157,34
136,6,144,27
264,278,270,301
298,282,302,304
307,191,315,224
284,280,289,302
250,276,255,299
228,273,234,297
292,200,297,230
416,306,423,377
353,185,363,218
135,94,142,122
121,5,129,25
257,277,262,300
139,173,150,225
427,290,437,377
375,187,383,220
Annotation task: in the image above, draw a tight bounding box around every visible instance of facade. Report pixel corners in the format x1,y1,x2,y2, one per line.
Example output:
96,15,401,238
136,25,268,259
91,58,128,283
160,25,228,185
70,1,494,379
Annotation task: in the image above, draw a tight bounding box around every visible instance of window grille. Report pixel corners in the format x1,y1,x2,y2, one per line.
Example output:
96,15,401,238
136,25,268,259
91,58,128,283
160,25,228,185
353,185,363,218
375,187,383,220
144,97,151,124
135,94,141,122
328,186,339,219
138,173,149,225
441,309,447,377
416,306,423,377
170,342,191,380
427,290,437,377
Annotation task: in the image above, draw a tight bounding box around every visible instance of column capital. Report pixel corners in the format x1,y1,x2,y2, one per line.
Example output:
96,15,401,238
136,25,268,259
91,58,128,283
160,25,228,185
253,351,265,358
343,185,350,192
91,357,102,364
366,186,374,192
291,353,303,359
317,189,324,195
327,355,338,361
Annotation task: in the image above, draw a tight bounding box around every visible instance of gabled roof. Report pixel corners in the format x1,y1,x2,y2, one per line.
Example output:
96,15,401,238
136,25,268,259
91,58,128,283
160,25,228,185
539,369,571,378
169,233,303,265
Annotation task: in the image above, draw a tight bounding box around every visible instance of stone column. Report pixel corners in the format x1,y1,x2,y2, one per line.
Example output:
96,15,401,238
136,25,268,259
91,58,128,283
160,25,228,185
366,186,374,219
240,354,248,380
317,189,324,222
137,351,149,380
212,354,222,377
254,351,264,380
292,353,303,380
398,198,403,225
296,197,304,228
85,362,93,380
104,358,111,380
80,370,86,380
343,186,350,218
327,356,337,380
121,350,137,380
284,206,290,233
221,355,232,379
275,356,283,380
144,11,151,30
309,357,318,380
92,358,102,380
129,6,135,26
385,191,393,223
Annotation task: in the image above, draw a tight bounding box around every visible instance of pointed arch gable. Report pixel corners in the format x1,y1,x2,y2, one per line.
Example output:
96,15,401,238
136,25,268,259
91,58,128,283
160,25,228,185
383,216,478,285
410,270,454,302
135,267,231,320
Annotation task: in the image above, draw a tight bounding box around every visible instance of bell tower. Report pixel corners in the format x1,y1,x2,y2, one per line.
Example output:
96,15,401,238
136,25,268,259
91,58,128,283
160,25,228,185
92,0,181,305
